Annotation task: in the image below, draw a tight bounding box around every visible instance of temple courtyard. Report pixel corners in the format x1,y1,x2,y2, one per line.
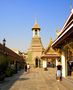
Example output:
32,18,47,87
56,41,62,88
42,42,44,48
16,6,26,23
0,68,73,90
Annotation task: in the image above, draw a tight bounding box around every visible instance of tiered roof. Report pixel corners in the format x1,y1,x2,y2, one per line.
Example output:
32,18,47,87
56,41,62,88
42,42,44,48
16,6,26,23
32,21,40,30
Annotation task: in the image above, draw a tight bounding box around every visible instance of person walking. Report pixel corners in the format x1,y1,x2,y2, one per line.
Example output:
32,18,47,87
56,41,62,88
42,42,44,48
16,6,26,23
56,62,62,81
27,63,30,72
69,62,72,76
25,63,27,72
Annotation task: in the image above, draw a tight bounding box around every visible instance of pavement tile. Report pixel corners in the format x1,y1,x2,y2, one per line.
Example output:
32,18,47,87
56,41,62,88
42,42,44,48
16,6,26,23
0,68,73,90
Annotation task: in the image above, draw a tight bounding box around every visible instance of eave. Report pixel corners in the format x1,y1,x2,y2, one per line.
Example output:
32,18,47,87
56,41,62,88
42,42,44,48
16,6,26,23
52,9,73,49
41,54,60,59
52,24,73,48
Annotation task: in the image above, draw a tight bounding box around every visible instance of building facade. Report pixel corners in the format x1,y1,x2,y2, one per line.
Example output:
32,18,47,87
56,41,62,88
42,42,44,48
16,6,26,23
41,38,60,70
52,9,73,77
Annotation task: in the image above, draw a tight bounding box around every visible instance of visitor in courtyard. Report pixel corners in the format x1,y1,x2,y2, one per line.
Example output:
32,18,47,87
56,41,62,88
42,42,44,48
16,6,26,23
56,62,62,81
25,63,27,72
68,61,73,76
27,63,30,72
52,62,55,68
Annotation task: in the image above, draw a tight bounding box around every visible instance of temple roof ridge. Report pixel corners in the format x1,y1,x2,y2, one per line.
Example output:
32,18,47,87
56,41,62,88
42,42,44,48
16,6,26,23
57,8,73,37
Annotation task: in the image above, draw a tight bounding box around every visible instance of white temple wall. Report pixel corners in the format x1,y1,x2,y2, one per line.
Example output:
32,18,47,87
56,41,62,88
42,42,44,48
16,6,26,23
61,51,67,77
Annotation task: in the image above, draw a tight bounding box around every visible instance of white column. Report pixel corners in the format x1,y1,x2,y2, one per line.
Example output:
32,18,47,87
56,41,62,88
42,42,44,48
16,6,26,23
43,60,47,68
56,58,58,66
37,30,39,37
33,30,35,37
61,51,67,77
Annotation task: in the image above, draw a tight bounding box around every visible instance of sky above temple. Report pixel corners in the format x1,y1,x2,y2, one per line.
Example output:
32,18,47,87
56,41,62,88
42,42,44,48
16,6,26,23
0,0,72,52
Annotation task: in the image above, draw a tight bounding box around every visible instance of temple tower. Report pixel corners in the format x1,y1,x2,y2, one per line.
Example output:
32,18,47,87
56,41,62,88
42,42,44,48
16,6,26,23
28,21,44,67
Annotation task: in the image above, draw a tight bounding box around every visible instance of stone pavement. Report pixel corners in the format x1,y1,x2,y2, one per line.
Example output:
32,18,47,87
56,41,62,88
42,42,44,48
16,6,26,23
0,68,73,90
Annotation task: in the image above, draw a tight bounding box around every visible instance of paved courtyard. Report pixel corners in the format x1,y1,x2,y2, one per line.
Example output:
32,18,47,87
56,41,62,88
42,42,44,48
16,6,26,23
0,68,73,90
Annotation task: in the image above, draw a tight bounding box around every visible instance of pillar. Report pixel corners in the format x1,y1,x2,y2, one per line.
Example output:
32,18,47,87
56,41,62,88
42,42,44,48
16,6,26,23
37,30,39,37
43,59,47,70
61,51,67,77
14,60,18,73
33,30,35,37
56,58,58,66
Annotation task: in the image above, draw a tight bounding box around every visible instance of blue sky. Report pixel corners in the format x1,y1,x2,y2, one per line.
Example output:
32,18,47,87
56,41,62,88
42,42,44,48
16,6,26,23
0,0,72,51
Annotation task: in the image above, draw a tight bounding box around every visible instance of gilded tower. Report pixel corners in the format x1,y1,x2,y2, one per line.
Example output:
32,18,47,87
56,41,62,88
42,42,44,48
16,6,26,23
27,21,44,67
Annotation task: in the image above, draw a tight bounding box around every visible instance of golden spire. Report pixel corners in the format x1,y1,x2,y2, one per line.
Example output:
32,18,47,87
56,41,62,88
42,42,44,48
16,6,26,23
49,37,53,46
56,27,60,37
56,27,58,36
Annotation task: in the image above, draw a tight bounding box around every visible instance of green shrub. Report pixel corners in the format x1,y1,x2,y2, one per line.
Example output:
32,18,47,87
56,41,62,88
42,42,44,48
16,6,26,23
0,54,9,72
5,67,13,77
0,72,5,81
0,54,9,81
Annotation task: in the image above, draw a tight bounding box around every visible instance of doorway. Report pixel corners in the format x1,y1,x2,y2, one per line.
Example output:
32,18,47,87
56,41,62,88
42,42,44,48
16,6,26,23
35,57,41,67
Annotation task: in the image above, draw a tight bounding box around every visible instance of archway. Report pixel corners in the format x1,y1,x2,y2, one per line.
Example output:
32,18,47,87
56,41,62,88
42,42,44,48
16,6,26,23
35,58,38,67
35,57,41,67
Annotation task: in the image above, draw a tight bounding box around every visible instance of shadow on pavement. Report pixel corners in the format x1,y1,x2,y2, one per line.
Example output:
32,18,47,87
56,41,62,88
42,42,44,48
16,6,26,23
0,69,29,90
18,77,29,81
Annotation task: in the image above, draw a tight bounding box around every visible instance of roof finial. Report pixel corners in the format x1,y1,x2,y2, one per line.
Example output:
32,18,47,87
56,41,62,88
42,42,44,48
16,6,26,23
35,17,38,24
70,3,72,11
70,0,73,13
70,0,73,10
